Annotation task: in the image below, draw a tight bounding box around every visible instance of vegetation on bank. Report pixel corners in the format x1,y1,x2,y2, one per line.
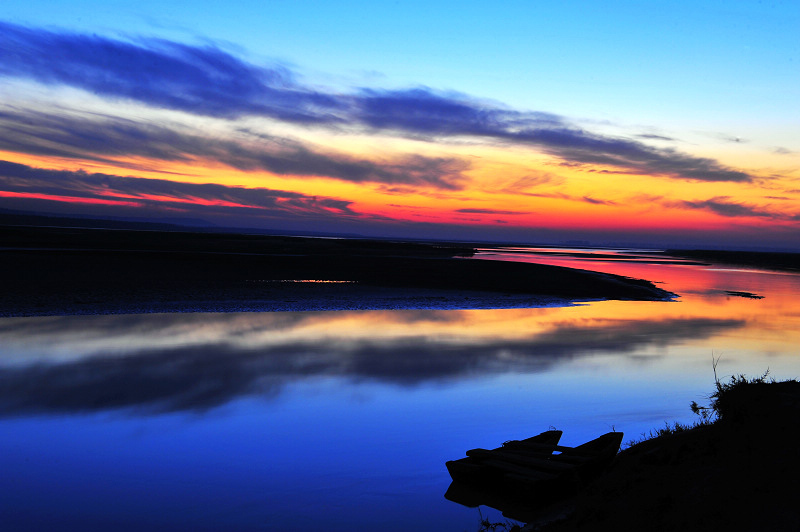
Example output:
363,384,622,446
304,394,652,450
537,366,800,531
625,358,776,448
468,365,800,531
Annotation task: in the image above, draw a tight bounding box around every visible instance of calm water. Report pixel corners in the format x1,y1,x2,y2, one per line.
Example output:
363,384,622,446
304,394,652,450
2,248,799,531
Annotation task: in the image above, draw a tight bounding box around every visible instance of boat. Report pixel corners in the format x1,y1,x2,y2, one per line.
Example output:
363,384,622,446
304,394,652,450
446,431,623,491
445,431,624,522
445,429,563,484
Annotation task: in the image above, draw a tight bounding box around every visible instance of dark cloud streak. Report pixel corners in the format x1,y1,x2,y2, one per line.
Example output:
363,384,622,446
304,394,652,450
679,197,775,218
0,21,756,183
0,22,342,123
0,159,358,219
0,107,468,189
455,208,525,215
581,196,616,206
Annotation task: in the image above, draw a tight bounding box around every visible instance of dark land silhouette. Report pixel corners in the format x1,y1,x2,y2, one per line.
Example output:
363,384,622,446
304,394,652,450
530,377,800,531
0,225,673,317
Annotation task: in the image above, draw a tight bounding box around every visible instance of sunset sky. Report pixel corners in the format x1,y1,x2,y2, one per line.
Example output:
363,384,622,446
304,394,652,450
1,1,798,249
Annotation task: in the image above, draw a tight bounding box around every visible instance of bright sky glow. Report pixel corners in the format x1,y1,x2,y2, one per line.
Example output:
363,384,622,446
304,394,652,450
1,1,798,248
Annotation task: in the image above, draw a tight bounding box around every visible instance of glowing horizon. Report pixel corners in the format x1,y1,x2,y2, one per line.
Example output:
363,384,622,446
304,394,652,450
0,3,798,249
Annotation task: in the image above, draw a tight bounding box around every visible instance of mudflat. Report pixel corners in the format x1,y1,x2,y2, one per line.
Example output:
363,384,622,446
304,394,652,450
0,226,673,317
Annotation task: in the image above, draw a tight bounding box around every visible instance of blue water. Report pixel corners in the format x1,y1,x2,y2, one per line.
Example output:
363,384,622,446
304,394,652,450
2,248,799,530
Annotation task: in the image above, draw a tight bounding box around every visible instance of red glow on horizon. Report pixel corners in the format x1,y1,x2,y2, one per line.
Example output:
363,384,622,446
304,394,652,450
133,193,257,209
0,191,143,208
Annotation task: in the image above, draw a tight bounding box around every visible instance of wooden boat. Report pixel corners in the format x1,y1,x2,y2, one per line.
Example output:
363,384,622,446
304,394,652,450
445,430,562,484
446,431,623,489
445,431,624,522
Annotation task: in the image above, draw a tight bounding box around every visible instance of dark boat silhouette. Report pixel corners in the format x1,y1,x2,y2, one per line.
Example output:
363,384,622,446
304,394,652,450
445,431,624,522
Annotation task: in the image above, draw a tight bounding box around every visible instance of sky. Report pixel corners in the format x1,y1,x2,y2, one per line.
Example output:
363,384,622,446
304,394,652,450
1,1,798,249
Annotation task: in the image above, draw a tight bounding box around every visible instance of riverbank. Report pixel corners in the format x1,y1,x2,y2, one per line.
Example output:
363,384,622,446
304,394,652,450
0,226,673,317
527,376,800,531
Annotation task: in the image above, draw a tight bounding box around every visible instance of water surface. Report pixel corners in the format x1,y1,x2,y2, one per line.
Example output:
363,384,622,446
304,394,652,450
1,248,799,530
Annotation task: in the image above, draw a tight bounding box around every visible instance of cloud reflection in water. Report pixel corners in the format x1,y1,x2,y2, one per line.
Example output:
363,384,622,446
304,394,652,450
0,311,744,415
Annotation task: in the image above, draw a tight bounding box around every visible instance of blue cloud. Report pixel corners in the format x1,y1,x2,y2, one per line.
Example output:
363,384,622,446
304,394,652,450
356,87,564,136
0,22,341,122
0,21,755,183
516,129,752,182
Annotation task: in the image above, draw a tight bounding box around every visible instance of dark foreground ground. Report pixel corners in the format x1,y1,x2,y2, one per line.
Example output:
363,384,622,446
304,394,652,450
0,226,672,316
516,379,800,531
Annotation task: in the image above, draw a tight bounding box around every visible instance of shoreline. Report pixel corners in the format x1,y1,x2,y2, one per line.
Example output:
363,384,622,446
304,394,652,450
528,378,800,531
0,226,674,317
0,283,587,318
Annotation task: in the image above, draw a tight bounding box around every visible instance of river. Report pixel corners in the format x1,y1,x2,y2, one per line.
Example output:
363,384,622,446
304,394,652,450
1,247,798,530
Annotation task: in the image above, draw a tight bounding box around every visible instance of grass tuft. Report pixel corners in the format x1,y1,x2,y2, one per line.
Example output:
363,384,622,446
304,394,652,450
625,357,781,449
624,419,710,448
477,508,521,532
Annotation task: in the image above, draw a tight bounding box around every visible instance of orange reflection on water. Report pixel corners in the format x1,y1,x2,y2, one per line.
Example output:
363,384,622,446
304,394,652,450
2,247,799,403
472,248,800,366
4,252,800,378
